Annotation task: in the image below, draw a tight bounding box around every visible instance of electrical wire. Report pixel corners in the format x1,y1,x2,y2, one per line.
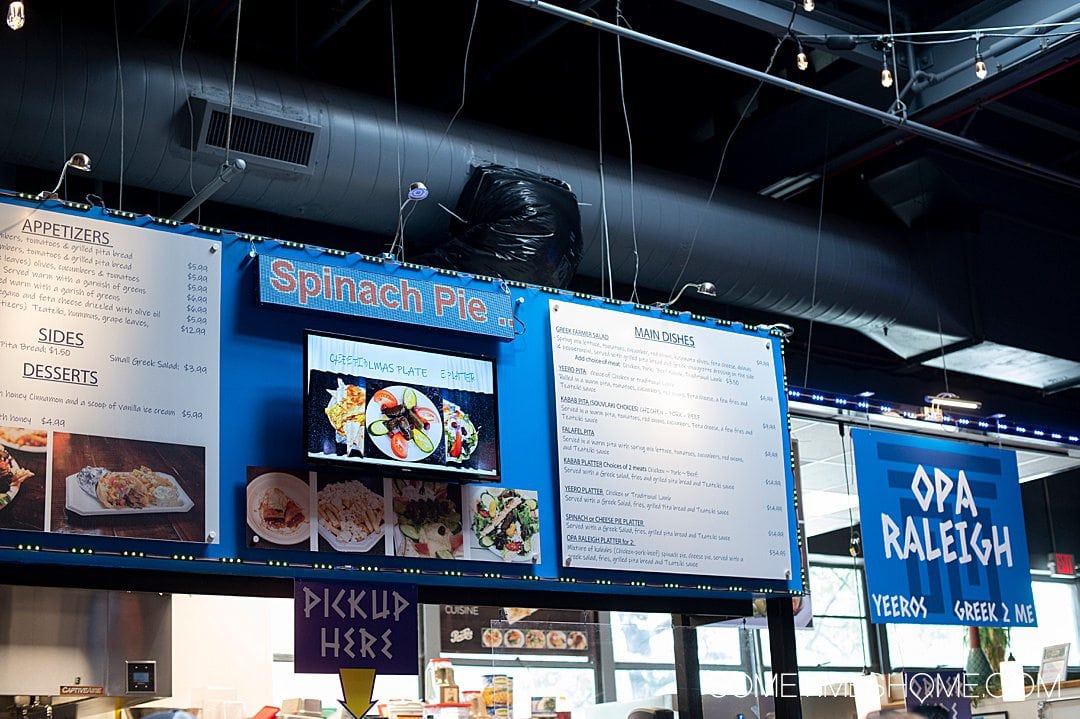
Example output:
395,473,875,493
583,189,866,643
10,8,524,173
597,34,614,300
223,0,244,163
802,116,829,389
179,0,200,223
885,0,903,116
667,1,798,303
389,0,406,259
426,0,480,176
804,19,1080,41
59,4,67,198
112,0,125,211
614,0,640,304
840,427,870,671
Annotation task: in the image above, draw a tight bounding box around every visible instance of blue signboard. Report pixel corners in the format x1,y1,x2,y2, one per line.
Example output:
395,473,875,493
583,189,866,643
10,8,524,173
259,255,516,339
294,580,418,674
853,429,1036,626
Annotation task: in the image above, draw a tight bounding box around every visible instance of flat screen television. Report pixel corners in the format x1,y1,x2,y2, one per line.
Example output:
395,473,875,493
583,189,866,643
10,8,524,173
304,331,500,482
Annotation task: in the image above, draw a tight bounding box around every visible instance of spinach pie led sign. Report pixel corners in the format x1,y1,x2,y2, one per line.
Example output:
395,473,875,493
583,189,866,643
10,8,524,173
260,256,515,339
853,429,1036,627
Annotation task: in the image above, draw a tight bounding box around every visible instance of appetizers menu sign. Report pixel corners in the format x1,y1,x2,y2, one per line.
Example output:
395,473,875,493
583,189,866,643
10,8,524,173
0,203,220,542
549,301,792,579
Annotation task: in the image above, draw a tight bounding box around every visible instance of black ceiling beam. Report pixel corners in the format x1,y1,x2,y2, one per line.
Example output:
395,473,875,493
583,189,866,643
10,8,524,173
483,0,604,82
984,96,1080,144
671,0,882,67
504,0,1080,191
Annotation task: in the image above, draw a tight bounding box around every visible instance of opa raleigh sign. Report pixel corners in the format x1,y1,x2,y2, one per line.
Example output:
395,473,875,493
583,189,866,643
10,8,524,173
852,430,1036,626
294,580,418,674
260,256,515,339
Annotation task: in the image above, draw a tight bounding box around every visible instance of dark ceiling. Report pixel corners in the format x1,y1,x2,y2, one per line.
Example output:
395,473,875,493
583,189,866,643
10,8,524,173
4,0,1080,424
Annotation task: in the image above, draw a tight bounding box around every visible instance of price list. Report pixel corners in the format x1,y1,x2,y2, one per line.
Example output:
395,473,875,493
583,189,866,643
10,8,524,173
0,203,221,539
549,301,793,580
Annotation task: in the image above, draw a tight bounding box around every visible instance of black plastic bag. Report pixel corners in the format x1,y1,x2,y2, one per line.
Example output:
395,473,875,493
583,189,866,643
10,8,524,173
422,165,583,288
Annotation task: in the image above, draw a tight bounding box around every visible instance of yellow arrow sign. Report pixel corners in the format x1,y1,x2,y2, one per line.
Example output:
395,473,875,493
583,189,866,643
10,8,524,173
339,668,378,719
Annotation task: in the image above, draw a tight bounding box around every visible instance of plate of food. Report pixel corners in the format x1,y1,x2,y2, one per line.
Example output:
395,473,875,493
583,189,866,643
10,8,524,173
323,378,366,454
545,630,567,650
567,631,589,650
367,386,442,463
481,628,504,648
525,630,546,649
504,628,525,649
471,488,539,562
0,427,48,454
317,479,386,552
247,472,311,545
392,479,463,559
443,400,479,464
0,447,34,510
66,466,194,515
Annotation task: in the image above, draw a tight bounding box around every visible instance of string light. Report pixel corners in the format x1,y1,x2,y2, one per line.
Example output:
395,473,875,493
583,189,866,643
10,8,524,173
796,41,809,71
6,1,25,30
802,0,814,12
974,33,988,79
880,43,893,88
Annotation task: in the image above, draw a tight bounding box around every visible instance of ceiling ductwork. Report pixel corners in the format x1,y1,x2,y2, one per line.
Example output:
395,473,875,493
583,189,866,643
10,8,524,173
1,32,964,338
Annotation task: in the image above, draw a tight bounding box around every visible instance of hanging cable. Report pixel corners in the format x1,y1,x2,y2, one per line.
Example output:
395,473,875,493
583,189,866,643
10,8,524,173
388,0,406,259
884,0,903,115
597,34,614,300
112,0,125,210
802,116,829,389
614,0,640,304
840,427,870,670
223,0,244,163
59,4,68,198
667,1,798,303
426,0,480,175
179,0,199,222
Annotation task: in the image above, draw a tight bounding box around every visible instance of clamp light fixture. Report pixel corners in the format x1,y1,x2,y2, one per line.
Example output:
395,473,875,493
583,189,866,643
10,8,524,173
974,34,988,79
796,42,809,71
924,392,982,411
40,152,92,199
655,281,717,309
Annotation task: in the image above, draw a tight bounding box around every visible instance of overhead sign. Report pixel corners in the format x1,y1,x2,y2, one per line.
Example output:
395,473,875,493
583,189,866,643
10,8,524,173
549,301,795,579
439,605,595,655
853,429,1036,626
259,256,515,339
294,580,418,674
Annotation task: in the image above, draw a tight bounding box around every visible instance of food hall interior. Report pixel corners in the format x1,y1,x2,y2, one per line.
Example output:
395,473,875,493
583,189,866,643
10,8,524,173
1,1,1080,719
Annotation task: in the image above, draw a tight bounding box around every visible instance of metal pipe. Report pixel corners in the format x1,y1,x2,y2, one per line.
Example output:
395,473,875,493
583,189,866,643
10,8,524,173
170,159,246,221
913,4,1080,90
504,0,1080,191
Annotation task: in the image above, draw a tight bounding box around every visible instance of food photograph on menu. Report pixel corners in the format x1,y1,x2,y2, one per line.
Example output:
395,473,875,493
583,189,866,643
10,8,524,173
246,467,312,549
464,486,541,563
305,331,500,481
0,426,47,532
390,478,464,560
49,432,206,542
315,470,387,554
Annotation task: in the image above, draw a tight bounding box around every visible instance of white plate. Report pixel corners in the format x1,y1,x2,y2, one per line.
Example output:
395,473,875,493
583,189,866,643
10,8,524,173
65,471,194,516
470,489,539,563
366,386,443,462
0,430,49,454
247,472,311,545
316,521,383,553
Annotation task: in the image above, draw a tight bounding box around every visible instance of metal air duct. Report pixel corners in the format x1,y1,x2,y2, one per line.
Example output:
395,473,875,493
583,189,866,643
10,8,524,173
0,31,961,335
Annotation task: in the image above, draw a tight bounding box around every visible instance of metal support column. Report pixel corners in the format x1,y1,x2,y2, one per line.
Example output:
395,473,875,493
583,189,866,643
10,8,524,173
672,614,703,719
766,597,802,719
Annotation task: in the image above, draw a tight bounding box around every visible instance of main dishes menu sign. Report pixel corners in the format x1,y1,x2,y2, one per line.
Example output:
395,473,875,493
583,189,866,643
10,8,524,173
549,301,792,579
0,202,220,542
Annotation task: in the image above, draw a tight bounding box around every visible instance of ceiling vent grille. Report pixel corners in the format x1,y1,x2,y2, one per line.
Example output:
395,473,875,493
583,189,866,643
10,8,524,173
205,110,315,167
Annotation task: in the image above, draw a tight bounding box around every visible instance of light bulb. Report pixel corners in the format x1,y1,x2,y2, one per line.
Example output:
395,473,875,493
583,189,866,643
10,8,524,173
975,58,988,79
797,51,809,71
881,66,893,88
6,1,25,30
803,0,815,11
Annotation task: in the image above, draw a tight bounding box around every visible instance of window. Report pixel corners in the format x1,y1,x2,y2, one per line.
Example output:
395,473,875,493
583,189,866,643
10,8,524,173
1009,580,1080,668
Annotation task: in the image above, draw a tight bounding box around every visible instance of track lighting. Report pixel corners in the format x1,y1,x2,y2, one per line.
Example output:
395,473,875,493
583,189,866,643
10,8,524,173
925,392,982,411
796,42,809,71
802,0,814,12
6,1,24,30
